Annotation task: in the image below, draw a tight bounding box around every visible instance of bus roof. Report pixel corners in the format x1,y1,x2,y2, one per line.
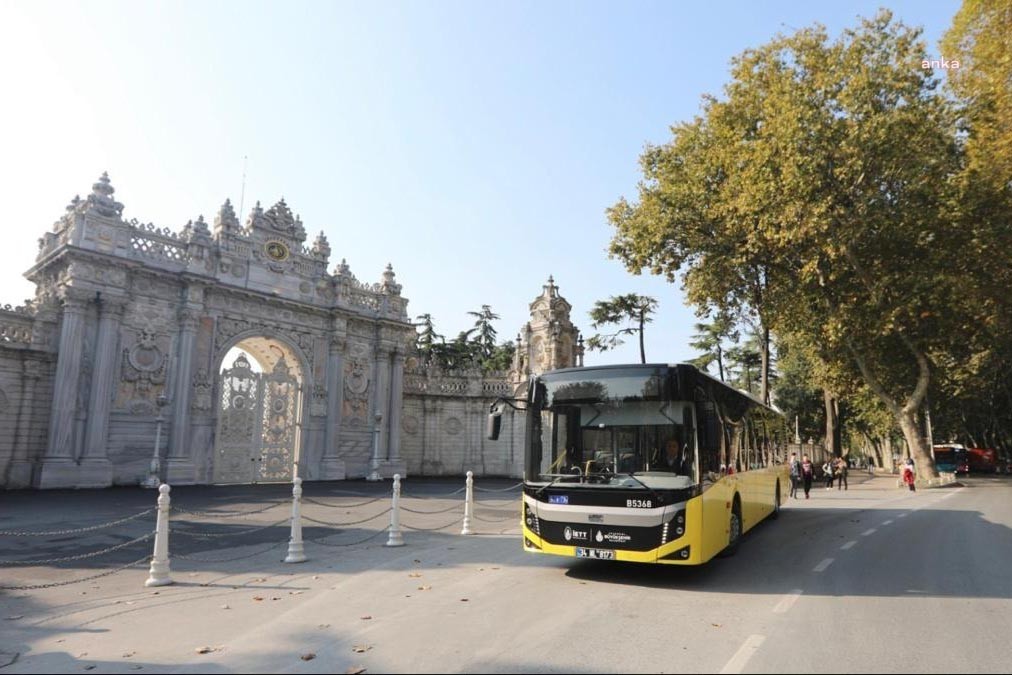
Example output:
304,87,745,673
538,362,782,416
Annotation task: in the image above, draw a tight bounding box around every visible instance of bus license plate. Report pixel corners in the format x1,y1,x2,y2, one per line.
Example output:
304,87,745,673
576,547,615,560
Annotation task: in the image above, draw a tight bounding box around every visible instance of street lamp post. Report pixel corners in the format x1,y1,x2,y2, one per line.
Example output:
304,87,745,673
367,413,383,481
143,394,169,488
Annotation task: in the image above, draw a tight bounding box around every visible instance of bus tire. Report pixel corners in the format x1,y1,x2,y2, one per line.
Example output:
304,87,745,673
720,497,742,557
771,482,781,519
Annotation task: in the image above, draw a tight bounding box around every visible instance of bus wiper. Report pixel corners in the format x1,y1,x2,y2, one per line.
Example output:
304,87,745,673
534,472,582,497
623,472,662,503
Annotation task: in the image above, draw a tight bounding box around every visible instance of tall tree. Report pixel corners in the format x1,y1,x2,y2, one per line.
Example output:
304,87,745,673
688,310,738,381
466,305,501,361
607,11,964,480
585,294,658,364
414,313,444,365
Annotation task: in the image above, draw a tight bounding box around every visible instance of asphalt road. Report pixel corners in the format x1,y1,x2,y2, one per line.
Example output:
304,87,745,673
2,473,1011,673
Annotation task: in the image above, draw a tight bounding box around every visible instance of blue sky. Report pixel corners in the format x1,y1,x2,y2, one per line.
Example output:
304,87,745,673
0,0,961,369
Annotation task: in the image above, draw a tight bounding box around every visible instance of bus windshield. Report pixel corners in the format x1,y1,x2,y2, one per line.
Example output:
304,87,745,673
527,368,697,489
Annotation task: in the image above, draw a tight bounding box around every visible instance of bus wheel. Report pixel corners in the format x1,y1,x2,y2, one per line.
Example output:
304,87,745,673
771,482,781,519
721,498,742,557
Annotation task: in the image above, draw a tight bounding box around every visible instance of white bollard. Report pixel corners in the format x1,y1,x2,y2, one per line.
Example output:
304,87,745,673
386,474,405,547
461,470,474,535
284,476,307,564
145,483,173,587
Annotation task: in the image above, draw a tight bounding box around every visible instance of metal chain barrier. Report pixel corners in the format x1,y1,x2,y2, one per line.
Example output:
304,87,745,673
400,486,466,499
473,481,524,493
0,508,155,537
399,502,464,515
0,553,152,591
400,518,463,532
170,518,290,539
305,526,391,548
0,532,155,566
172,540,288,563
170,501,286,519
301,495,385,509
301,509,391,527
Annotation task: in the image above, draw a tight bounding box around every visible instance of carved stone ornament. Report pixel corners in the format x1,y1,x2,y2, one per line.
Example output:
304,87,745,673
191,367,213,412
344,361,369,396
310,383,327,417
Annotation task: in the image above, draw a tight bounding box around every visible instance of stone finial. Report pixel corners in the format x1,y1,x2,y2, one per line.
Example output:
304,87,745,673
380,263,402,295
65,195,81,213
214,199,240,236
543,275,558,296
312,231,331,260
85,172,124,218
244,201,264,231
334,258,351,277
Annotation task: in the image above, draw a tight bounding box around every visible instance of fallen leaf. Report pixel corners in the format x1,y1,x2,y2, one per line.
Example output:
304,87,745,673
312,575,320,580
346,667,367,674
352,644,372,653
271,597,281,601
318,624,330,629
130,666,143,671
221,604,230,610
360,615,372,620
417,585,431,591
413,559,421,563
196,647,217,654
289,591,304,595
460,598,469,602
408,573,422,578
253,596,265,601
301,653,316,661
711,623,722,628
122,652,135,658
83,666,96,671
5,615,23,621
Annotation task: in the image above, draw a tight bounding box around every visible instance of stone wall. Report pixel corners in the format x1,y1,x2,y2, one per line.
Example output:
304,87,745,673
401,365,526,477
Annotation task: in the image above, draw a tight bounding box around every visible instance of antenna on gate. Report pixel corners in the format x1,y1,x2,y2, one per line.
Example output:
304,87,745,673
238,155,248,224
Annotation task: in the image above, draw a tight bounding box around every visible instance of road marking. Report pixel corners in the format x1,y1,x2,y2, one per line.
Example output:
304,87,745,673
720,634,766,674
897,513,908,518
883,519,894,526
840,540,857,550
773,590,803,614
862,528,877,536
813,558,834,572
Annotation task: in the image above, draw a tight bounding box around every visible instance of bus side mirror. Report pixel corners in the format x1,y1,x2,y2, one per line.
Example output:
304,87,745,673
487,403,502,441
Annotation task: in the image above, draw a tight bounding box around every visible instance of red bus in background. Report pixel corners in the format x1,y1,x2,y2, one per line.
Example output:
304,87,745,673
967,448,998,474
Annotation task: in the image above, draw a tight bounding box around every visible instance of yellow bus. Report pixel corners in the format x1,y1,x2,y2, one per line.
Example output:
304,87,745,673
488,363,789,565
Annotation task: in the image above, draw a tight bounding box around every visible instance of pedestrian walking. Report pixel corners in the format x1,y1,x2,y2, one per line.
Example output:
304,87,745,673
902,457,916,492
835,456,849,491
789,453,801,499
801,454,815,499
823,460,834,489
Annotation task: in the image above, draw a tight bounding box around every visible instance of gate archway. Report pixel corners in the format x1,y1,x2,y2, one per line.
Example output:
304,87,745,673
212,336,306,484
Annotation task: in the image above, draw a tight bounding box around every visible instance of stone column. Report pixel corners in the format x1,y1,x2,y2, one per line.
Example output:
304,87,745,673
385,349,406,477
34,290,91,488
79,296,126,487
166,307,199,483
320,336,347,479
373,345,392,476
7,360,43,488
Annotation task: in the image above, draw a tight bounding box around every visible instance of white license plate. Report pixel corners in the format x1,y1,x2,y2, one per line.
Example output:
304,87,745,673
575,547,615,560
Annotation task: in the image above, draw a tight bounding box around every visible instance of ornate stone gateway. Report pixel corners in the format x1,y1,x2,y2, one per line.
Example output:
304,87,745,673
212,353,301,484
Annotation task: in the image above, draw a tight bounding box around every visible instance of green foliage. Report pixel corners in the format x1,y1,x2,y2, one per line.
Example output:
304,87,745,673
688,310,738,381
608,10,968,476
586,294,658,364
415,307,512,373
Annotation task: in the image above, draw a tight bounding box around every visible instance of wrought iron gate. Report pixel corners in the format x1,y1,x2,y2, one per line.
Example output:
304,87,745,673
212,353,300,484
